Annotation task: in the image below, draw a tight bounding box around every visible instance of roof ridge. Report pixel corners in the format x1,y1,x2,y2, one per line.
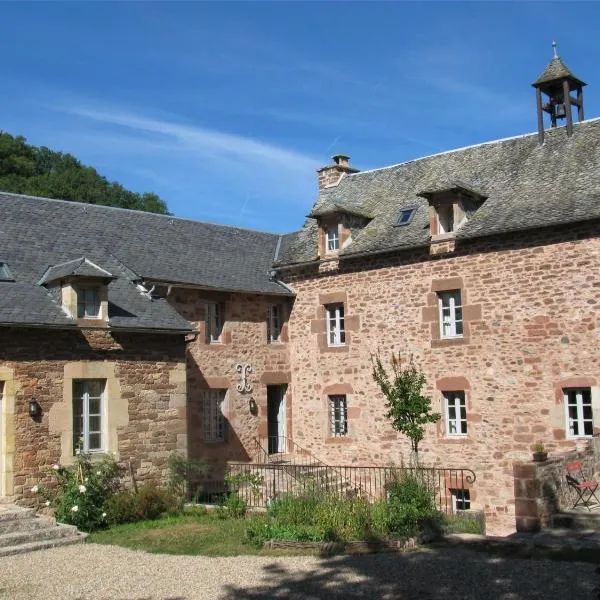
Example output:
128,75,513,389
350,116,600,177
0,191,283,238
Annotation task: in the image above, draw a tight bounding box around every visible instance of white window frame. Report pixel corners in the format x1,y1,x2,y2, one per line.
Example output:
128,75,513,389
73,380,105,454
451,488,470,512
268,304,283,343
206,302,224,344
329,395,348,437
326,304,346,346
203,389,226,442
326,226,340,252
77,287,101,319
565,388,593,438
438,290,463,339
445,391,467,436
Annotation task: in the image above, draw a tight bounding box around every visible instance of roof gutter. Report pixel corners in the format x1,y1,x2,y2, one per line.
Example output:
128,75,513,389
0,322,194,335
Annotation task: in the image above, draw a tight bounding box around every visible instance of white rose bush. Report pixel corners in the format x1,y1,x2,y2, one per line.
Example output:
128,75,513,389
35,452,121,532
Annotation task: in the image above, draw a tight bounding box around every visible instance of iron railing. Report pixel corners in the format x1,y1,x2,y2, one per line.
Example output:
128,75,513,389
221,462,476,513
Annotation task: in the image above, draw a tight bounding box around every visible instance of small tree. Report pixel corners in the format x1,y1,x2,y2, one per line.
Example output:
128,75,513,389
372,353,440,458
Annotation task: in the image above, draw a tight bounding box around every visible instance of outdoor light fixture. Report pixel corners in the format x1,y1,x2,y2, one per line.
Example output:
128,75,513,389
248,397,258,415
28,398,41,419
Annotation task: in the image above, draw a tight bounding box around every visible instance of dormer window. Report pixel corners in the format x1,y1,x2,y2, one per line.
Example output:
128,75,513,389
77,287,101,319
326,226,340,252
418,180,487,240
37,257,114,324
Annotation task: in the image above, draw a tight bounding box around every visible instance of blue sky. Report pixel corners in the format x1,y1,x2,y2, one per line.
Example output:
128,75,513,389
2,2,600,232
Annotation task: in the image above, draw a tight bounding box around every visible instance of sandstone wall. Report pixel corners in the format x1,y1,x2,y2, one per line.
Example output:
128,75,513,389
281,222,600,534
0,327,187,503
168,289,292,480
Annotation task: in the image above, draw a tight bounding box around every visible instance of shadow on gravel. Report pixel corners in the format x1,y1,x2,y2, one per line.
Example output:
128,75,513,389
221,547,598,600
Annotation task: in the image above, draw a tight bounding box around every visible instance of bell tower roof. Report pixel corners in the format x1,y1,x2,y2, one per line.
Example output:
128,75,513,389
532,42,586,88
533,57,586,88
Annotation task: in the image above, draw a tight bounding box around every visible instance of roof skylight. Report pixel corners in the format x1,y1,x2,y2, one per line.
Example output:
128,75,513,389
396,208,416,226
0,262,14,281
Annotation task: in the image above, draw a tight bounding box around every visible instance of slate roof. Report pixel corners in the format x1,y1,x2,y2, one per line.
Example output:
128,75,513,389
533,56,586,87
0,192,290,331
276,118,600,267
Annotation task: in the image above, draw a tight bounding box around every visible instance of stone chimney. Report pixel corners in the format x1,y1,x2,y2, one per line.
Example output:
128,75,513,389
317,154,359,190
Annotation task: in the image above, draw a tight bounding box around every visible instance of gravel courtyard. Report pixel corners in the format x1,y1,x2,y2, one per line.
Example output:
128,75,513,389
0,543,598,599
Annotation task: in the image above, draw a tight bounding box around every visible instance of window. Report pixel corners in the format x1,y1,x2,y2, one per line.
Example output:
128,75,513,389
438,290,463,338
396,208,416,226
73,380,105,453
77,287,100,319
565,388,593,438
326,226,339,252
0,263,13,281
203,390,226,442
326,304,345,346
445,391,467,436
206,302,224,343
451,489,470,512
267,304,283,343
436,203,454,234
330,395,348,437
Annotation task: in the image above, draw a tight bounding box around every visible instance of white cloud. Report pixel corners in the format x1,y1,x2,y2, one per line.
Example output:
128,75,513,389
58,104,320,174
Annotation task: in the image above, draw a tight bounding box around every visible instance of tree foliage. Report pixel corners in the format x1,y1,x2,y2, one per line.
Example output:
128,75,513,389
371,353,440,456
0,131,169,214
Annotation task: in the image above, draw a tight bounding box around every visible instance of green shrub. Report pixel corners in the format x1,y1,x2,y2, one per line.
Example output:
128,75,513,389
314,494,372,541
107,483,181,525
268,493,322,526
216,491,247,519
244,516,324,547
370,500,391,537
35,453,122,532
167,453,208,503
385,472,439,537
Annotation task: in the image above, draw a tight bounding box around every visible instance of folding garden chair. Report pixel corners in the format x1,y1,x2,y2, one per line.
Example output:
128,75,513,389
565,461,600,511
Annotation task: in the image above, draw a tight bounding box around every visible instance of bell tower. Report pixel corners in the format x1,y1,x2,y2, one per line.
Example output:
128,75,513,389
532,42,586,144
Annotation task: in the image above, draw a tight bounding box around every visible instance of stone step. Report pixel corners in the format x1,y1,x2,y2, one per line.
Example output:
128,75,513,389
550,510,600,530
0,523,79,548
0,506,36,522
0,532,86,558
0,515,59,535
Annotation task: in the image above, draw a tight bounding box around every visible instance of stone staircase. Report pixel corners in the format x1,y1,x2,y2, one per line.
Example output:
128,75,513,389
230,436,372,502
549,508,600,531
0,505,86,556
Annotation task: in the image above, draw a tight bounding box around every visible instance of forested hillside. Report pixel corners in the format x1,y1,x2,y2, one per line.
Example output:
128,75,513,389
0,132,169,214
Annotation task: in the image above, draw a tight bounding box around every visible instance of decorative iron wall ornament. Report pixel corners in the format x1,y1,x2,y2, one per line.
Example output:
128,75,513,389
236,363,253,393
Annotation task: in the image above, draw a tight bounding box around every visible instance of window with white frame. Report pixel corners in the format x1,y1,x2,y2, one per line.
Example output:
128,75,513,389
206,302,224,343
329,395,348,437
326,226,339,252
451,488,470,512
445,391,467,436
73,380,105,453
326,303,345,346
267,304,283,343
565,388,593,438
438,290,463,338
203,389,226,442
77,287,100,319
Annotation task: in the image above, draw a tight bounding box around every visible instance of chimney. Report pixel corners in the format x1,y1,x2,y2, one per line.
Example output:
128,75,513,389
317,154,359,190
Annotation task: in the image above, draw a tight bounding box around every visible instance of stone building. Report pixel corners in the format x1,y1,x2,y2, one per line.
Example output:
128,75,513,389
1,52,599,534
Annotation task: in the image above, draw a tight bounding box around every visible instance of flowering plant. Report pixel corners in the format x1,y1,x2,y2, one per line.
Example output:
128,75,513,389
35,452,122,532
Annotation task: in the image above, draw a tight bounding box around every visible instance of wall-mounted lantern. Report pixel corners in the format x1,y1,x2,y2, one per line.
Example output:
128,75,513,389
28,398,42,420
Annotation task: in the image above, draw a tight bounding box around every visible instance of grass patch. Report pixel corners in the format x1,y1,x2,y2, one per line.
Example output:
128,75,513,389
87,512,315,557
